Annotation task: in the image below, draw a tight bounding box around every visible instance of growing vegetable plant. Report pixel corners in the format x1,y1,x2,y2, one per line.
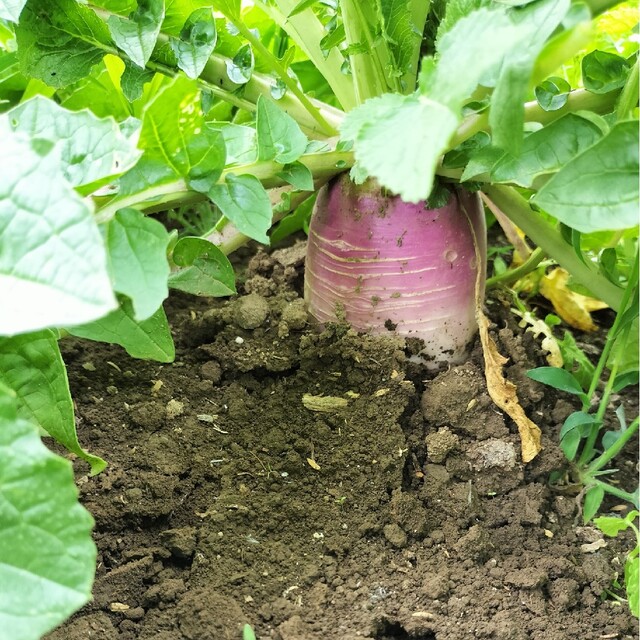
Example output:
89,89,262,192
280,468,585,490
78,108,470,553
0,0,638,636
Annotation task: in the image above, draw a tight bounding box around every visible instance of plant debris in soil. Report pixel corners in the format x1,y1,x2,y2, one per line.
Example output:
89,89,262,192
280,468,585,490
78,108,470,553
48,241,639,640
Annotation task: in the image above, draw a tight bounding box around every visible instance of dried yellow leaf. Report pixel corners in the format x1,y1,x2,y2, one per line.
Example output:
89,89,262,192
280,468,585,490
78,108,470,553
302,394,348,412
373,388,390,397
306,457,321,471
539,268,607,332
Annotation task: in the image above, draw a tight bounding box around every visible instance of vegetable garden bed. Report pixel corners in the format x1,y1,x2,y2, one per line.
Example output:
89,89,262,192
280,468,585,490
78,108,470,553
45,246,638,640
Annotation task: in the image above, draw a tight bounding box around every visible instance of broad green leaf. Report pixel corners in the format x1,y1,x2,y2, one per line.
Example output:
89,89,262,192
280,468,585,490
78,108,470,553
491,114,603,188
104,208,170,320
0,121,116,334
16,0,110,88
0,391,96,640
594,511,638,537
68,298,175,362
582,49,630,94
226,43,254,85
489,0,570,155
243,623,257,640
170,8,217,79
256,95,308,164
626,553,639,617
583,484,605,522
121,59,155,102
215,123,257,164
168,237,236,296
534,76,571,112
277,162,314,191
123,75,226,194
0,0,26,22
107,0,165,69
8,97,141,195
209,174,272,244
559,411,597,439
560,427,582,461
344,93,458,203
527,366,587,397
532,122,639,233
162,0,213,34
435,0,493,43
380,0,424,84
0,332,106,474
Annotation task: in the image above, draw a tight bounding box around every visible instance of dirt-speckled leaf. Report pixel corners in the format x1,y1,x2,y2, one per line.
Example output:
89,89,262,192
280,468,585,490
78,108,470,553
257,96,308,164
0,390,96,640
108,0,165,69
0,0,26,21
0,121,116,335
169,237,236,297
16,0,110,88
68,298,175,362
104,208,171,320
209,174,272,244
532,122,639,232
8,97,141,195
0,332,106,474
491,114,603,187
170,8,217,79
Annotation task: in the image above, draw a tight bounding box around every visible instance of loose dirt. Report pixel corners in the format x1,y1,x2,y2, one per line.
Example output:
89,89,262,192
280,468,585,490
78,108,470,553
49,241,638,640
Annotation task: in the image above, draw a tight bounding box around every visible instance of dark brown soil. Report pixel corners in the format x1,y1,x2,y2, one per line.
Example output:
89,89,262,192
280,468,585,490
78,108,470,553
49,242,638,640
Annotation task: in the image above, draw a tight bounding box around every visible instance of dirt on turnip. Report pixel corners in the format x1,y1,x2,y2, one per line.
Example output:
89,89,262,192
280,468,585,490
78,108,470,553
48,239,639,640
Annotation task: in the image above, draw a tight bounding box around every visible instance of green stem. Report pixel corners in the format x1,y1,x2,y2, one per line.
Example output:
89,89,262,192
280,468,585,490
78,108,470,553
404,0,432,93
592,479,640,506
340,0,394,103
218,12,337,136
615,57,639,121
586,417,639,475
481,186,624,311
486,248,546,288
254,0,357,111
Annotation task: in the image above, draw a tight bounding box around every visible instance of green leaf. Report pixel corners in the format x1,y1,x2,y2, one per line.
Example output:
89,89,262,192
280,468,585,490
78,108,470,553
491,114,603,188
0,121,116,335
215,123,257,164
121,59,155,101
125,75,226,194
489,0,570,155
104,208,170,320
560,427,582,461
583,484,605,522
0,391,96,640
527,366,587,397
0,0,26,22
343,93,458,202
107,0,165,69
582,49,630,94
271,194,315,244
8,96,141,194
256,95,308,164
532,121,639,233
242,623,257,640
0,331,106,474
534,76,571,112
625,552,639,617
168,237,236,297
226,43,254,85
557,330,596,391
594,512,637,537
277,161,314,191
170,8,217,79
209,174,272,244
559,411,597,439
16,0,110,88
68,297,175,362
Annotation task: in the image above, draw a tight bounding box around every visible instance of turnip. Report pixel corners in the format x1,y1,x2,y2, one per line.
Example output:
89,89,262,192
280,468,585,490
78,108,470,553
304,174,485,366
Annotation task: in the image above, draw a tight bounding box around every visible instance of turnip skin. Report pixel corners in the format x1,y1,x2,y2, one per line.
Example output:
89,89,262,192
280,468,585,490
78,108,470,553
304,173,486,365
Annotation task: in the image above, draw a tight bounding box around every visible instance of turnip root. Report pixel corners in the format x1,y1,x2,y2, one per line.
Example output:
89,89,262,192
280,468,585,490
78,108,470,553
304,173,486,366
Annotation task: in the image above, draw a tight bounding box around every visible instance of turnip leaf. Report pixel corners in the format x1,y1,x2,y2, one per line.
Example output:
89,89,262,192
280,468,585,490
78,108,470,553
15,0,110,88
170,8,217,79
8,97,142,195
0,332,106,474
256,95,308,164
104,208,171,321
209,174,272,244
491,113,603,187
532,121,639,232
582,49,631,94
0,0,26,22
0,122,116,334
68,297,175,362
168,237,236,297
107,0,165,69
121,60,155,101
0,390,96,640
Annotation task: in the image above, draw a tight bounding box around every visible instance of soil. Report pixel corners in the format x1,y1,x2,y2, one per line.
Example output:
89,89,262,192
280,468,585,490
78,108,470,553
48,240,638,640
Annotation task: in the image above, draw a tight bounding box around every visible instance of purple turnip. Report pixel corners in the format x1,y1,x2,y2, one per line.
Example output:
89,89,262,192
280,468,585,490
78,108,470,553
304,173,486,366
